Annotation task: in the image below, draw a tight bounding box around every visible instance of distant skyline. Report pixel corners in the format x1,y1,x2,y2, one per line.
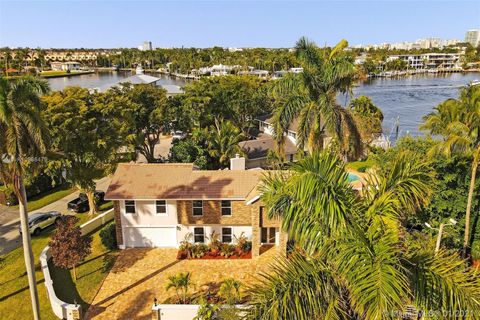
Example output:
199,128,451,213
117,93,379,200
0,1,479,48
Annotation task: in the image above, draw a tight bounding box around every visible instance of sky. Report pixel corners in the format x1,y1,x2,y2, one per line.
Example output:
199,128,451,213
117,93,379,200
0,0,479,48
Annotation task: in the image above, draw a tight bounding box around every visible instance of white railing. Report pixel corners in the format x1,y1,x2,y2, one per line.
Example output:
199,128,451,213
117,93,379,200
40,209,114,319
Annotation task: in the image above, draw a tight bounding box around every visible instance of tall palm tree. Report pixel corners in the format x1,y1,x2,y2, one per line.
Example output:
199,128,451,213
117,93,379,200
270,37,361,160
204,118,244,168
0,76,50,320
421,85,480,258
247,152,480,319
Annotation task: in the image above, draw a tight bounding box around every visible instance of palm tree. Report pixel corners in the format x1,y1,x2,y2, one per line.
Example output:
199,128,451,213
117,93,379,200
247,152,480,319
166,272,193,304
204,118,244,168
421,85,480,258
270,37,361,160
0,76,50,320
218,278,242,304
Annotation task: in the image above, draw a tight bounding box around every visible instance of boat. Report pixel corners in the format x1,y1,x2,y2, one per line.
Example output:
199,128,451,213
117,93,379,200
467,79,480,87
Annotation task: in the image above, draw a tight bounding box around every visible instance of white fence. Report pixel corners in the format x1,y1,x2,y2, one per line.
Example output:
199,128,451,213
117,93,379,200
151,304,246,320
40,209,114,319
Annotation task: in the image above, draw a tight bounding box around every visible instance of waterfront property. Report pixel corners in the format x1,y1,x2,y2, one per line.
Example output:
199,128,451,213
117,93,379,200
50,61,82,71
387,53,462,70
105,158,287,257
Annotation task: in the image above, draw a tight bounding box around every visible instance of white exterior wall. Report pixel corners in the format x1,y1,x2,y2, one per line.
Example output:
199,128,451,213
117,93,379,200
120,200,178,227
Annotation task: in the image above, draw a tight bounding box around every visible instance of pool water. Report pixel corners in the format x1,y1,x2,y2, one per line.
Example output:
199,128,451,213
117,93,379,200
347,173,360,182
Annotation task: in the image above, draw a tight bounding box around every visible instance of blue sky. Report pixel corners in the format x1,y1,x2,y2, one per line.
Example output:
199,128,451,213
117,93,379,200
0,1,478,48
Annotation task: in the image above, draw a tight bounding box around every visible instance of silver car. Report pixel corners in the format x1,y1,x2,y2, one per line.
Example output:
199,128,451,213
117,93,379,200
19,211,62,236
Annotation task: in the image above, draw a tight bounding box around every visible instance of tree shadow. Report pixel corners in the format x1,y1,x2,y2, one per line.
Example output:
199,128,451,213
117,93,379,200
116,289,154,320
110,248,151,274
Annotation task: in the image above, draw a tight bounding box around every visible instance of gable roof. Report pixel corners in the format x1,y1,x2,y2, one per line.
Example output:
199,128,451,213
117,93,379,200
105,163,262,200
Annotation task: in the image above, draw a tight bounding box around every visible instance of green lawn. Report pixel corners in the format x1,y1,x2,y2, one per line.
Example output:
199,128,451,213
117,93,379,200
39,70,69,77
0,211,116,320
11,185,75,212
346,158,375,172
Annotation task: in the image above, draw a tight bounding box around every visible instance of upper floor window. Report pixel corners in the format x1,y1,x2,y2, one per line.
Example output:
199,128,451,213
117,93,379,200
288,131,297,139
125,200,136,214
156,200,167,215
222,227,232,243
221,200,232,216
192,200,203,216
194,227,205,243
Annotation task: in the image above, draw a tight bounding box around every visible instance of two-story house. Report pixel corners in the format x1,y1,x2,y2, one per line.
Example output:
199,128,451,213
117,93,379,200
105,157,287,257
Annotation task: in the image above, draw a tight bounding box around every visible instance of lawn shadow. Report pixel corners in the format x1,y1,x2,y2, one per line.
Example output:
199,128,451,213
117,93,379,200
48,259,87,311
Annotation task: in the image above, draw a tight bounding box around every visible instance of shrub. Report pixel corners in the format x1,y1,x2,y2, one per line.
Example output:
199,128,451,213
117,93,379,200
234,232,252,253
195,298,220,320
99,223,117,250
220,244,236,258
357,166,367,173
191,243,209,258
179,232,194,258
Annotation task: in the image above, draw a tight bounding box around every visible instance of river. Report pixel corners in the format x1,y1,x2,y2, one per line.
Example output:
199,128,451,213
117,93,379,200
48,71,479,137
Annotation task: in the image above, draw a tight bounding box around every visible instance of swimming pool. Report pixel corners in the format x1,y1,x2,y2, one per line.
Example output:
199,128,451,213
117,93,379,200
347,173,361,182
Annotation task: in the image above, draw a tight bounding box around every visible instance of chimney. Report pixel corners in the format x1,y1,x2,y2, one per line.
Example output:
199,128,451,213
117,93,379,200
230,154,245,170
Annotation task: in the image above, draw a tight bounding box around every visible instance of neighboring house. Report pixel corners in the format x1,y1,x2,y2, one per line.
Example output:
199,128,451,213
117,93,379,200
98,65,160,92
161,84,184,97
239,114,300,169
105,157,287,257
50,61,81,71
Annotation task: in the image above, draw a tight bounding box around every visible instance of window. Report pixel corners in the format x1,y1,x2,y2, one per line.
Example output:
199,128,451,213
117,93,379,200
125,200,136,214
222,228,232,243
221,200,232,216
156,200,167,215
288,131,297,139
261,227,276,244
192,200,203,216
194,227,205,243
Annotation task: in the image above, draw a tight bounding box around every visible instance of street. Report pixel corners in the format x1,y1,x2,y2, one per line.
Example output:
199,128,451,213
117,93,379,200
0,177,111,255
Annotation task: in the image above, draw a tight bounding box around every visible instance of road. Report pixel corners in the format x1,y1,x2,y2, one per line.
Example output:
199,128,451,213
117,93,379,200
0,177,111,255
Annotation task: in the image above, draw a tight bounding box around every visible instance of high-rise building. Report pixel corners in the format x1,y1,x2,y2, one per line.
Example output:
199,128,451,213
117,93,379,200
138,41,153,51
465,30,480,47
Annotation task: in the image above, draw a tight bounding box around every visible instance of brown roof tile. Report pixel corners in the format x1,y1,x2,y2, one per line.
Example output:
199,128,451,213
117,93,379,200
105,163,262,200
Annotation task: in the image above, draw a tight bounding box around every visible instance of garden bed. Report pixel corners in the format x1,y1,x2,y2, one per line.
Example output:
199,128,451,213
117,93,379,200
177,249,252,260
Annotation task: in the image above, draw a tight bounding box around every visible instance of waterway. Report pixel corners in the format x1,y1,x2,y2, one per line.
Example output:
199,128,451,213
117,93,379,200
47,71,479,137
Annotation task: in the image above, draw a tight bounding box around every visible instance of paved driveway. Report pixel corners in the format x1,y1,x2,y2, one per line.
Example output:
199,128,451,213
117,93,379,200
86,248,278,320
0,177,111,254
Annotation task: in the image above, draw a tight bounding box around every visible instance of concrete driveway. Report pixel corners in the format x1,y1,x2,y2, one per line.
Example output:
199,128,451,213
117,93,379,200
86,248,277,320
0,176,111,255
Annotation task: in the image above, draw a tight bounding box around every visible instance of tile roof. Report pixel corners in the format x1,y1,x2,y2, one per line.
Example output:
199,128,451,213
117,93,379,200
105,163,262,200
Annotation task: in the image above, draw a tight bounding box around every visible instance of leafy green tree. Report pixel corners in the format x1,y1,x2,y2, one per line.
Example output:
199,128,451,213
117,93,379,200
384,58,408,71
43,87,126,214
169,136,209,169
270,37,361,160
181,76,271,136
421,85,480,258
349,96,383,144
106,84,172,163
248,152,480,319
218,278,242,304
0,76,50,320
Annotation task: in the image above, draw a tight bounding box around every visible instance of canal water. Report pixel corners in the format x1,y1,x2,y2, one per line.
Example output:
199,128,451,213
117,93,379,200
48,71,479,137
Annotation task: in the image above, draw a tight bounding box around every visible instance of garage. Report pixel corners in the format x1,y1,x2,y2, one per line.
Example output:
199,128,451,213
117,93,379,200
123,227,177,248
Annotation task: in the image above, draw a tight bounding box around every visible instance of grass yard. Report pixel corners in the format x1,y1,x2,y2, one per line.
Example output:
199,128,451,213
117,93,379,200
12,185,75,212
346,158,375,172
0,212,116,320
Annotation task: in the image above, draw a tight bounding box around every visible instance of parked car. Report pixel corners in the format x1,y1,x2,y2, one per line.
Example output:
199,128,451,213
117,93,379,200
67,190,105,213
19,211,62,236
171,130,187,140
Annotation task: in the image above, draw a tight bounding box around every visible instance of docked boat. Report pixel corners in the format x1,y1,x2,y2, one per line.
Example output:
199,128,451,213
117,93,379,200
468,79,480,87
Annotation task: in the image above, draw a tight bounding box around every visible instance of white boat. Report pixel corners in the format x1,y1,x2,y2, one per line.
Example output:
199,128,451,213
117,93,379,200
468,79,480,87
